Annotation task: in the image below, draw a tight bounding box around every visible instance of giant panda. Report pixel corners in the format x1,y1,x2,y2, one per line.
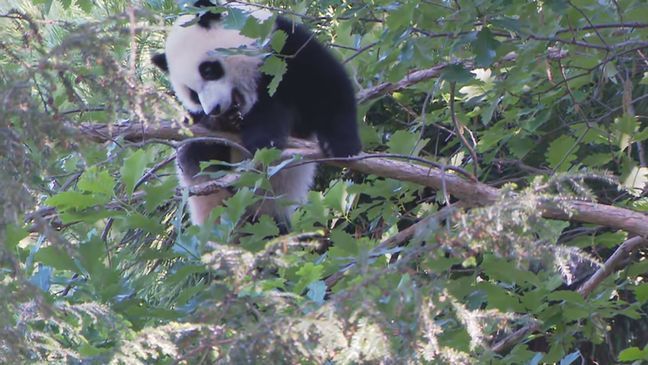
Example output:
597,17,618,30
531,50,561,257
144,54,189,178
152,1,361,230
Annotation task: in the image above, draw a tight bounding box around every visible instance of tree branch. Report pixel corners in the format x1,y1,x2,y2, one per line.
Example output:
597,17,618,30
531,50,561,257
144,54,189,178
73,121,648,238
577,236,648,298
492,235,648,352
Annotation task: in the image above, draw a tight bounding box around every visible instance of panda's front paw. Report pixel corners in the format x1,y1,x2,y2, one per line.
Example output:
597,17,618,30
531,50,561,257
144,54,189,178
319,134,362,158
243,133,286,154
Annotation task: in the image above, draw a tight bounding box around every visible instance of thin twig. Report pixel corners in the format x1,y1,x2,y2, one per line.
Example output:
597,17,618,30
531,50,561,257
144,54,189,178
343,41,379,64
449,82,479,178
567,0,609,48
577,236,648,297
554,22,648,34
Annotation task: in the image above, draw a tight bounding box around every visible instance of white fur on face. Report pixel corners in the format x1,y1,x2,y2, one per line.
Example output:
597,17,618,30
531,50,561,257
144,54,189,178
164,14,264,116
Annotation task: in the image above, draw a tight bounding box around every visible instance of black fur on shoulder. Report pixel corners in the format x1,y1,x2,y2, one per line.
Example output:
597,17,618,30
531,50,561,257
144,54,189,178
241,16,362,158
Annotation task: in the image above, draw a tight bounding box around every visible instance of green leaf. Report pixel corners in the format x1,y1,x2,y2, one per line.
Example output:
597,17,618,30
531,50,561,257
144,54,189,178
45,191,109,211
628,260,648,278
546,135,577,171
270,30,287,53
614,114,638,134
441,64,474,83
472,28,500,67
478,122,507,152
547,290,586,305
77,0,93,13
323,181,347,214
477,281,524,311
241,14,275,39
328,229,358,256
5,224,28,252
78,343,107,357
239,215,280,252
385,2,415,28
260,56,287,96
34,246,77,271
60,0,72,9
142,177,177,212
223,7,249,30
490,17,522,33
166,265,207,286
253,148,281,166
582,153,613,167
37,0,54,13
293,262,323,294
482,255,540,286
387,130,429,155
260,278,285,291
77,166,115,196
615,115,638,151
507,135,533,158
123,213,164,234
635,283,648,304
618,347,647,361
545,0,568,13
78,236,105,277
224,188,257,225
622,166,648,196
120,149,149,197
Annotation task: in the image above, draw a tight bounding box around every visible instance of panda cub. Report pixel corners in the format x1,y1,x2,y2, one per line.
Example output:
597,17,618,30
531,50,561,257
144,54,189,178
152,2,361,229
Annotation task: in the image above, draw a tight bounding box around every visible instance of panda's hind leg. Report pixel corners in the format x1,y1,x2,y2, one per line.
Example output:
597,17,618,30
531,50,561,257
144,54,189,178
176,141,233,225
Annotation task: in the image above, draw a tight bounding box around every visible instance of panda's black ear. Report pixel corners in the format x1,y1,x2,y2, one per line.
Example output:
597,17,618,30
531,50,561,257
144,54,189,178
151,53,168,73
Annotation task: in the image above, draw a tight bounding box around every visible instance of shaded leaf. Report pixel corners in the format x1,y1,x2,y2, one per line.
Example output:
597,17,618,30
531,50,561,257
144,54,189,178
260,55,287,96
472,28,500,67
120,149,149,197
34,246,77,271
546,135,577,170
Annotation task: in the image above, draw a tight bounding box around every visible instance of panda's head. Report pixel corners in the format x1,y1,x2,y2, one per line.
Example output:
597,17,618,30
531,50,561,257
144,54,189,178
152,4,271,118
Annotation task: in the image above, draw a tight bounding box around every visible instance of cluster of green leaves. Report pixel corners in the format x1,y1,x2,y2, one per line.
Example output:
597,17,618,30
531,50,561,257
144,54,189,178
1,0,647,364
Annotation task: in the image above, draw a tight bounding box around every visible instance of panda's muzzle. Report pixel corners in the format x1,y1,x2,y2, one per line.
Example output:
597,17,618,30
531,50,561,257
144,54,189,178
231,88,244,114
207,104,222,115
199,88,244,132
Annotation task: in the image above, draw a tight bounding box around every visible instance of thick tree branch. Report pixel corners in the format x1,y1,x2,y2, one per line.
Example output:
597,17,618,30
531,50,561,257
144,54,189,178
75,121,648,238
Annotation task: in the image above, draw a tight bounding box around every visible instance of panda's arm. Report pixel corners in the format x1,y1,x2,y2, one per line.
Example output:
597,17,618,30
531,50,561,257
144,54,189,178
275,17,362,158
311,111,362,157
240,98,293,153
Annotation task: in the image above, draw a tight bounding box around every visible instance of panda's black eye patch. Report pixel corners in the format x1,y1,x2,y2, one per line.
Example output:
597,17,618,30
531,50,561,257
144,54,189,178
188,88,200,104
199,61,224,81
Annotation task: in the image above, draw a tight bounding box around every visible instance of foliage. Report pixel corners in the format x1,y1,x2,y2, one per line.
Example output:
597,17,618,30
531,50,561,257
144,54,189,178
1,0,647,364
